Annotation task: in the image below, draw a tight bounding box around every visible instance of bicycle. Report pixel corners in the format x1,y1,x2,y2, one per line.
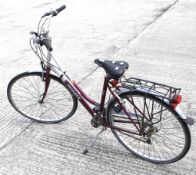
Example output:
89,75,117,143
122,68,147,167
7,5,194,164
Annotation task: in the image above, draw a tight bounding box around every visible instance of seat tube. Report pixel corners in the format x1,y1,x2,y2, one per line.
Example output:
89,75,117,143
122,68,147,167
100,75,109,112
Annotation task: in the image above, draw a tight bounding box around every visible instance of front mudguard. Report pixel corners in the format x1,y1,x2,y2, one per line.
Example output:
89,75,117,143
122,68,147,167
114,87,194,126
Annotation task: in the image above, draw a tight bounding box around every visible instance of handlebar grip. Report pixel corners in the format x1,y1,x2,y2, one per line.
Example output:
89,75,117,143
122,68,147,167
56,5,66,14
42,5,66,18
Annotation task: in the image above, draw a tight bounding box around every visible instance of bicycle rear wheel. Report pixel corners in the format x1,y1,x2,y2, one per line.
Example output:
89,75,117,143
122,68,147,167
107,91,191,164
7,72,78,123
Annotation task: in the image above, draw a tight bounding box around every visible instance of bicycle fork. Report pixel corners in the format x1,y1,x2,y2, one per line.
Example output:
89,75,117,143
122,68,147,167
39,68,51,104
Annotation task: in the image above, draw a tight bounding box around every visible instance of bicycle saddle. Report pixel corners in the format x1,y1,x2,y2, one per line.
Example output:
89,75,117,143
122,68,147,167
94,58,129,79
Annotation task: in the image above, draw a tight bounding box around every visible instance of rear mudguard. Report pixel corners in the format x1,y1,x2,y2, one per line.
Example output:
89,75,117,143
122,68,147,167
114,87,194,126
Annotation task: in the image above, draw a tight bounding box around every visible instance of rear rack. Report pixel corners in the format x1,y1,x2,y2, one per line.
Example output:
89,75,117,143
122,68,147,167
121,77,181,102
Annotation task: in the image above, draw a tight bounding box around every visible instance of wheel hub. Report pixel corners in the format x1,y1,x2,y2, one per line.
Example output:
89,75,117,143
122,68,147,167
143,121,158,137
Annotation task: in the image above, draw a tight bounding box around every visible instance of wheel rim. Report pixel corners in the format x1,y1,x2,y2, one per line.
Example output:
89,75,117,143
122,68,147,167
9,73,75,122
109,93,189,163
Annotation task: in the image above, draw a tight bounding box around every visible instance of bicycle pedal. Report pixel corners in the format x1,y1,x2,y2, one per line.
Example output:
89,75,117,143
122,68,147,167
83,149,88,155
146,138,152,144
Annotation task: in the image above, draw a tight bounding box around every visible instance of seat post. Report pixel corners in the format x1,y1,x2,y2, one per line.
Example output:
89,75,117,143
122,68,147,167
99,75,110,112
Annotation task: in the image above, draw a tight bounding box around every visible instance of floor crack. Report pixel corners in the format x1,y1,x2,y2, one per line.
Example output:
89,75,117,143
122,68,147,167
78,0,179,83
108,0,179,58
0,121,33,152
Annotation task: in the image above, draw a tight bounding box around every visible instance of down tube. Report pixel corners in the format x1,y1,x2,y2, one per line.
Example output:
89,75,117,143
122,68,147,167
64,80,96,117
50,65,96,117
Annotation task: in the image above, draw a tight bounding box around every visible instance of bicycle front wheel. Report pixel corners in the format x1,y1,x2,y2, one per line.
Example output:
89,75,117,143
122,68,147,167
7,72,78,123
107,91,191,164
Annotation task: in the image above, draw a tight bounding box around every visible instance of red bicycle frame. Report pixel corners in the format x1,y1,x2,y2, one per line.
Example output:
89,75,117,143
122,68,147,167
44,69,142,136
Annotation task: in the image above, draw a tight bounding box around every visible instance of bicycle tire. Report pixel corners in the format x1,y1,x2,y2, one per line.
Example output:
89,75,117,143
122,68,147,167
107,90,191,164
7,71,78,123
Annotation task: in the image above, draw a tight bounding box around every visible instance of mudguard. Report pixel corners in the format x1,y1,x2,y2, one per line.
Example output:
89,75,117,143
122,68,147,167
115,87,194,126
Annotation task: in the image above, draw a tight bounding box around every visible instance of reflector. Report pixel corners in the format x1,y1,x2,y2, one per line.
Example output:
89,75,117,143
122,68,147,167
111,79,119,87
171,95,182,109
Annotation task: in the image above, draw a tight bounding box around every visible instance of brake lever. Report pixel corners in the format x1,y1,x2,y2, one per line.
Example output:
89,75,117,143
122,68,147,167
30,31,38,37
30,31,41,44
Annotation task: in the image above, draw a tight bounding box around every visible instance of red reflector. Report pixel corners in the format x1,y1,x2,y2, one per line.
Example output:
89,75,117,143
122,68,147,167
172,95,182,104
171,95,182,109
111,80,119,87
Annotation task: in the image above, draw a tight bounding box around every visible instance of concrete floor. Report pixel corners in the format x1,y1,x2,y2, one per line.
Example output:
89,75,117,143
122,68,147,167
0,0,196,174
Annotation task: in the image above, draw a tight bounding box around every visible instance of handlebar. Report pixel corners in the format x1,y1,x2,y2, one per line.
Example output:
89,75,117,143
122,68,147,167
30,5,66,54
42,5,66,18
56,5,66,14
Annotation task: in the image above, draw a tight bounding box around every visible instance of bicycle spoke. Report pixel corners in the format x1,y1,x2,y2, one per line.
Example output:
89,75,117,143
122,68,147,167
109,92,190,163
8,73,77,122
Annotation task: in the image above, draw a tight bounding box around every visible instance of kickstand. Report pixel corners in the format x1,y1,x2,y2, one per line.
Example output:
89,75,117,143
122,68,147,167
83,127,106,154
